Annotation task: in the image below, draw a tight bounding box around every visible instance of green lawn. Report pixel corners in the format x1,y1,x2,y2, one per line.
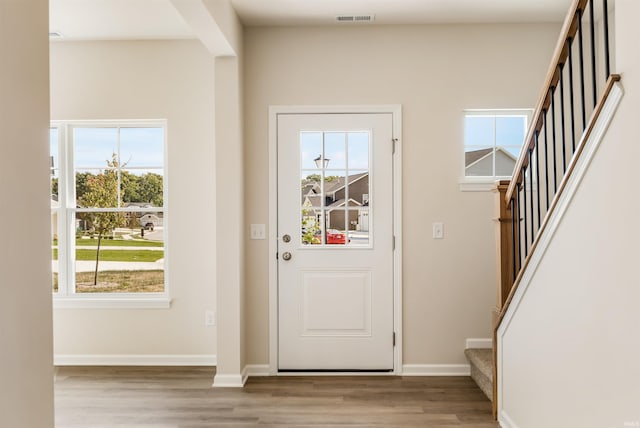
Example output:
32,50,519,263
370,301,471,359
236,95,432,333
53,248,164,262
75,238,163,247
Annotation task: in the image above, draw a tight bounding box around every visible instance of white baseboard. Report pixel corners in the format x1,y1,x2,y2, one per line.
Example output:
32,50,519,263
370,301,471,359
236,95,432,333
244,364,270,378
54,354,216,366
465,338,492,349
212,373,245,388
499,410,518,428
401,364,470,376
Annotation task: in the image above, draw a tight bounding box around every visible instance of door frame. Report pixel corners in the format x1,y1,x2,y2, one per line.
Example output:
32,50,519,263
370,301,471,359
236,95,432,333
268,105,403,375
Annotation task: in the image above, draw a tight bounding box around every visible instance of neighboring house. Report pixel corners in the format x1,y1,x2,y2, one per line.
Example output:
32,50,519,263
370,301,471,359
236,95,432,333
465,147,518,177
139,213,162,229
122,203,164,228
301,173,369,231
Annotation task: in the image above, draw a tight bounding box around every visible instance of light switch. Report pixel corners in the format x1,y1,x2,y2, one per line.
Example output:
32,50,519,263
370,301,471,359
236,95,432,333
250,224,266,240
205,310,216,326
432,222,444,239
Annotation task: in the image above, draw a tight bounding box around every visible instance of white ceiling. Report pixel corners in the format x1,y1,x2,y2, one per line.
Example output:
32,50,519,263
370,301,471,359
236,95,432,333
230,0,572,27
49,0,194,40
49,0,571,40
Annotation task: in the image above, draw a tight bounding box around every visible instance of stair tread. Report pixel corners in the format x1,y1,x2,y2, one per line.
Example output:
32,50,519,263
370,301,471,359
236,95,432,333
464,348,493,379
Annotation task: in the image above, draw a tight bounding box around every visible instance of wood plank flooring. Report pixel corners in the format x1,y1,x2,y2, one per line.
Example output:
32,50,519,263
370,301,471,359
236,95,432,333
54,367,499,427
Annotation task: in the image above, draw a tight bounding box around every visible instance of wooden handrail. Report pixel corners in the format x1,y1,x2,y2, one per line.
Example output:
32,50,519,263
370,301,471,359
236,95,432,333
506,0,588,203
492,73,620,419
497,73,619,324
492,0,617,418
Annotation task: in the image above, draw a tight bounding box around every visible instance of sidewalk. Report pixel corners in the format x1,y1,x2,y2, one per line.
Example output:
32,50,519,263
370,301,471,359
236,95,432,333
52,260,164,273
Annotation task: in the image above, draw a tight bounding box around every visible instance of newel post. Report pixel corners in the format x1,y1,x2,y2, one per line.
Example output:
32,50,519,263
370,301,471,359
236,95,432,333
494,180,515,317
492,180,514,419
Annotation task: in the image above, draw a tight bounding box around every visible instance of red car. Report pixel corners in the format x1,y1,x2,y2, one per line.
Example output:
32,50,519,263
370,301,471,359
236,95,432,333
325,229,347,244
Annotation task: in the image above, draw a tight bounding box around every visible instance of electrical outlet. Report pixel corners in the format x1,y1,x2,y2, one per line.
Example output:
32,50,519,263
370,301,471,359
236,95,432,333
205,310,216,326
433,222,444,239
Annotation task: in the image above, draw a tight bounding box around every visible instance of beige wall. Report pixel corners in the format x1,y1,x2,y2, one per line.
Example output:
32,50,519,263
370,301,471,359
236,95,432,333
50,40,217,357
500,1,640,425
0,0,54,425
243,23,559,365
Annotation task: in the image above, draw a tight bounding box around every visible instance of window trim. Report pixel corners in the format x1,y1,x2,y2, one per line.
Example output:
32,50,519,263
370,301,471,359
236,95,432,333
51,119,170,309
459,109,533,192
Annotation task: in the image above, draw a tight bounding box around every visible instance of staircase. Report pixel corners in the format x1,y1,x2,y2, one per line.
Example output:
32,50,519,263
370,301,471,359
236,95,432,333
464,348,493,402
487,0,617,420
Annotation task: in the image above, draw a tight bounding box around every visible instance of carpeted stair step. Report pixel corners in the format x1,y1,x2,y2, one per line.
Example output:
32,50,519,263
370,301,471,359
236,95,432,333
464,348,493,402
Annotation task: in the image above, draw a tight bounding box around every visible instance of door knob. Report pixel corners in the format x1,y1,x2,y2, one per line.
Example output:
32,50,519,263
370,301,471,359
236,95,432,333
282,234,291,243
282,252,292,261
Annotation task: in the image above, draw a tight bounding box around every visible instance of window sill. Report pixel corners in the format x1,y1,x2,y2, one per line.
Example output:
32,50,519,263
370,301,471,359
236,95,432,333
459,178,510,192
53,295,171,309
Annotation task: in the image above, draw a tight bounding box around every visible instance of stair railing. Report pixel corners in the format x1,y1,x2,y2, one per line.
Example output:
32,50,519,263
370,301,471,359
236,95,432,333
492,0,619,418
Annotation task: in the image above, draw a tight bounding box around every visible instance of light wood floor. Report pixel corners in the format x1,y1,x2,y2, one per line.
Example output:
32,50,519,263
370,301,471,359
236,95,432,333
54,367,499,427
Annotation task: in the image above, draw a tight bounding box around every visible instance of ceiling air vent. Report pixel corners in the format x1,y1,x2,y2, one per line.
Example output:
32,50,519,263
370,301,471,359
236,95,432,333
335,15,375,23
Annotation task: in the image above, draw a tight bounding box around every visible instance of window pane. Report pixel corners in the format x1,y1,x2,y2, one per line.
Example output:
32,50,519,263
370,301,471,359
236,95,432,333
74,127,119,168
325,224,347,246
496,116,526,147
348,207,370,247
348,132,369,170
50,128,59,171
301,209,321,245
120,127,164,168
345,170,369,208
121,169,164,206
52,211,58,293
50,128,60,293
324,132,346,169
496,146,520,177
464,116,494,147
75,212,164,293
465,147,494,176
75,169,120,208
300,132,323,170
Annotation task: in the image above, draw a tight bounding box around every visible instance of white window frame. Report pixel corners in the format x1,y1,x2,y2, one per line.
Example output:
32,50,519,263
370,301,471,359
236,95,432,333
459,109,532,192
51,120,170,309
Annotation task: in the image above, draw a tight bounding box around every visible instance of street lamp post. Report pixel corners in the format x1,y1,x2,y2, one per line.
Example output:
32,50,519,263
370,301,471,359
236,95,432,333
314,154,329,244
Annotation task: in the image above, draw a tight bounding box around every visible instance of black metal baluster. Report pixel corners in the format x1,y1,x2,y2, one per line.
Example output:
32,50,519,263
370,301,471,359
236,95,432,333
523,171,529,258
559,63,567,174
578,7,587,130
511,200,518,278
551,87,558,194
568,38,577,154
603,0,611,77
528,149,535,241
543,110,550,210
535,138,541,229
589,0,597,107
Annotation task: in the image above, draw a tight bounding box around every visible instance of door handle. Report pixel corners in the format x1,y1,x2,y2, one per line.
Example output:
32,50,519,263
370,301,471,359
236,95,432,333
282,252,292,261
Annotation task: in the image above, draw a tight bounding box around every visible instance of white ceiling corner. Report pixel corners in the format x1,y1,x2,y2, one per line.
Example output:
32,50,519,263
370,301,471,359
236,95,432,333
49,0,572,41
49,0,195,40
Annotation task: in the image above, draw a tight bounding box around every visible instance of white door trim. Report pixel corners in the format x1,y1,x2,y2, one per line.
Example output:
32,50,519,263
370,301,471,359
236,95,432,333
268,105,403,375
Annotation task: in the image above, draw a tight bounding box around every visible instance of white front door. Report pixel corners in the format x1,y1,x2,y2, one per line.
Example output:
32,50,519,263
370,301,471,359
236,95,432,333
277,113,395,371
